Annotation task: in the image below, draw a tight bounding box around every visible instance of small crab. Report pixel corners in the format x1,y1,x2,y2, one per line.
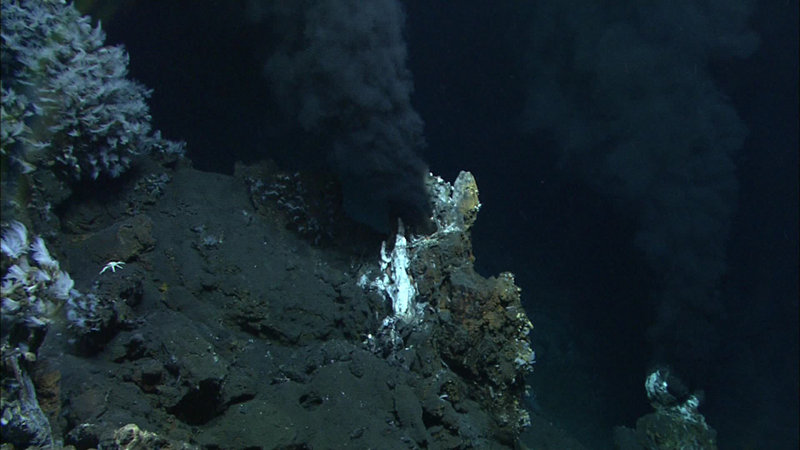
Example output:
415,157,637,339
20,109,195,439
100,261,125,274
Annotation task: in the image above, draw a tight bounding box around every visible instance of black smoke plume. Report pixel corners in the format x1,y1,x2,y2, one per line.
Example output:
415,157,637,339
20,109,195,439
250,0,429,232
521,0,758,375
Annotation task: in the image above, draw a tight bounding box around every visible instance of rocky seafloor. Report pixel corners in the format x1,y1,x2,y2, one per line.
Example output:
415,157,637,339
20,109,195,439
3,155,543,449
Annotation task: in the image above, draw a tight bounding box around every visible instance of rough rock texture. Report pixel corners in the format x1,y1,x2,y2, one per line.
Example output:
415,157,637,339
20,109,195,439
613,369,717,450
0,162,535,449
409,172,536,439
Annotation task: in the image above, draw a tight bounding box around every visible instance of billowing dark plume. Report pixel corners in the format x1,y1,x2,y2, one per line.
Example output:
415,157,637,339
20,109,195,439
521,0,758,374
249,0,429,232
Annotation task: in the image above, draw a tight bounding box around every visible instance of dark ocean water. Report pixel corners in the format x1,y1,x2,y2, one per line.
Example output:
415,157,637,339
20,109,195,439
88,1,799,448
